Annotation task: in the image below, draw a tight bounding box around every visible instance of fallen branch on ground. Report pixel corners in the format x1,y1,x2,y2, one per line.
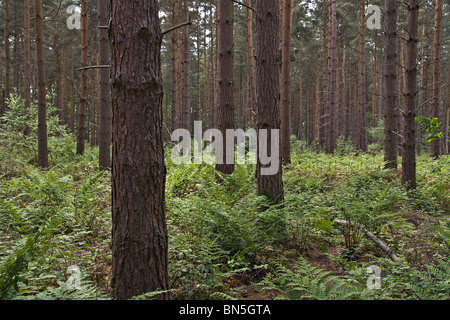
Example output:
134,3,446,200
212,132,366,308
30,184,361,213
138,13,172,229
334,219,398,262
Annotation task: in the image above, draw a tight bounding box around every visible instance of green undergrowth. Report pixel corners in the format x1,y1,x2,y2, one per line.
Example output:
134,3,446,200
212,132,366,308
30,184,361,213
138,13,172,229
0,96,448,300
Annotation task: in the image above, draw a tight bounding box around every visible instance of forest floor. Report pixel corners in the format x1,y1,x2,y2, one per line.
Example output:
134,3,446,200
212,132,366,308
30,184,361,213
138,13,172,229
0,101,449,300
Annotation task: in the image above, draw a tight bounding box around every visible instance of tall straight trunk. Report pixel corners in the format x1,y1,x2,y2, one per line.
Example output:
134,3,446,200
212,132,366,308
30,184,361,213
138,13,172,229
326,0,337,154
77,0,88,155
255,0,283,203
203,16,210,129
196,0,202,122
23,0,31,136
246,0,257,127
181,0,191,131
446,58,450,154
170,0,179,131
340,43,347,138
357,0,367,152
54,21,63,123
315,64,321,152
294,50,302,140
417,24,426,155
280,0,292,163
34,0,48,169
110,0,170,301
384,0,398,169
98,0,111,169
431,0,442,159
322,0,328,150
4,0,11,103
372,30,378,128
216,0,235,175
398,38,405,156
210,6,216,128
402,0,419,189
13,1,20,94
69,44,75,133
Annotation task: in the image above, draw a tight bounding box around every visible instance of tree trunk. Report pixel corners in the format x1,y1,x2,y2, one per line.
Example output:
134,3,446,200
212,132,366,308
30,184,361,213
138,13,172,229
181,0,191,131
431,0,442,159
402,0,419,189
4,0,11,103
77,0,88,155
170,0,179,131
384,0,398,169
13,1,20,95
246,0,257,128
216,0,235,175
23,0,31,136
69,44,75,133
357,0,367,152
255,0,283,203
417,24,425,155
98,0,111,169
34,0,48,169
110,0,170,301
280,0,292,163
326,0,337,154
54,21,63,123
372,30,378,128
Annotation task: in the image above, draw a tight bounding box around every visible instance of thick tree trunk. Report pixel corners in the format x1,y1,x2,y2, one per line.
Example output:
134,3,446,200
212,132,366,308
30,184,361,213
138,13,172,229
280,0,292,163
431,0,442,159
255,0,283,203
384,0,398,169
77,0,88,155
98,0,111,169
216,0,235,175
34,0,48,169
110,0,170,300
402,0,419,189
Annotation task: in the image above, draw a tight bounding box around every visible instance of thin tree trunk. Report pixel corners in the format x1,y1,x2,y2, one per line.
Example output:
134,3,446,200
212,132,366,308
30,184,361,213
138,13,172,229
23,0,31,136
171,0,179,131
181,0,191,131
77,0,88,155
372,30,378,128
402,0,419,189
110,0,170,301
34,0,48,169
280,0,292,163
4,0,11,103
326,0,337,153
417,24,426,155
246,0,257,128
357,0,367,152
431,0,442,159
384,0,398,169
54,20,63,123
13,1,20,94
98,0,111,169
